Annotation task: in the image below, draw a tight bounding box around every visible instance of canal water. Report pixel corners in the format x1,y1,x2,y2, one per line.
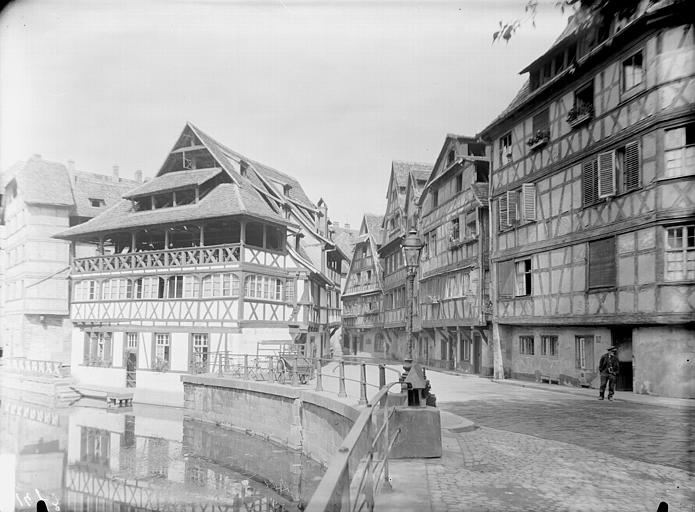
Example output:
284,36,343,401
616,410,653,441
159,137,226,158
0,392,324,512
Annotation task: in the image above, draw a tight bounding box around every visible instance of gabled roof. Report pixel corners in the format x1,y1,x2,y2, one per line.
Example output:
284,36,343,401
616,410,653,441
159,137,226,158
123,168,223,199
392,160,431,188
330,224,359,260
362,213,384,245
420,134,480,199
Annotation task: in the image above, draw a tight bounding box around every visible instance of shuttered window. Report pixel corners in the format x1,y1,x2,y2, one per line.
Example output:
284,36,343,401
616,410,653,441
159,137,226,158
498,260,515,298
597,150,616,198
498,195,509,230
588,238,616,288
624,141,640,191
521,183,537,221
507,190,519,225
582,160,599,205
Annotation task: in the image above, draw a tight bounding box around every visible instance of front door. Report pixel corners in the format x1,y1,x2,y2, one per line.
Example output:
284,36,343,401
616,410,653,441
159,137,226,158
126,351,137,388
612,327,633,392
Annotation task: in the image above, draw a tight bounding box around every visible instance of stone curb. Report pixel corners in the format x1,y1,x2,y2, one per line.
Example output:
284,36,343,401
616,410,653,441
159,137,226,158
440,410,477,433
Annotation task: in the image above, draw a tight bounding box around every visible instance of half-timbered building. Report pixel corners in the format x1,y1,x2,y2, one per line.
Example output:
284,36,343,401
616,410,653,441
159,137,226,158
379,161,431,359
54,123,347,405
417,135,492,373
481,0,695,397
342,214,385,356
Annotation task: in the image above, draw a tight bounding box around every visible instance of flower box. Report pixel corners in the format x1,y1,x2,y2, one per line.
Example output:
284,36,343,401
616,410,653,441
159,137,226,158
526,130,550,150
566,104,594,129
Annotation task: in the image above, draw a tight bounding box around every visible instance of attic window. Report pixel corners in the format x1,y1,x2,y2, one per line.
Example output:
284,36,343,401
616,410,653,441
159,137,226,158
240,161,248,177
467,143,485,157
90,198,105,208
447,149,455,165
283,184,292,197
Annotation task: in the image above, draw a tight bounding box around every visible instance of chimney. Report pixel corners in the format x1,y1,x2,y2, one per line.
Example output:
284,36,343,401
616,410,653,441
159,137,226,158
319,203,328,236
135,169,143,182
67,160,75,172
112,165,120,180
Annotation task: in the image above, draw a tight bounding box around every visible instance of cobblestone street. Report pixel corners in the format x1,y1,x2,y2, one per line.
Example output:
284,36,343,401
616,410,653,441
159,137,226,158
418,373,695,511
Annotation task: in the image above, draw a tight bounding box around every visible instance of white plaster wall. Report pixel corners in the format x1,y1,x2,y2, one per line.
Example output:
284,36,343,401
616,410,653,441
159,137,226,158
138,332,152,369
170,332,189,371
634,326,695,398
72,364,126,389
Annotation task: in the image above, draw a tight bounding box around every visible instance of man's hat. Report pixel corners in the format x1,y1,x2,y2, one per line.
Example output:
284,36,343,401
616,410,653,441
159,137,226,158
608,346,618,352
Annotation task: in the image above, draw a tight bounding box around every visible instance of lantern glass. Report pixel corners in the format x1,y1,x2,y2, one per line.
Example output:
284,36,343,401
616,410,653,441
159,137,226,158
401,229,423,270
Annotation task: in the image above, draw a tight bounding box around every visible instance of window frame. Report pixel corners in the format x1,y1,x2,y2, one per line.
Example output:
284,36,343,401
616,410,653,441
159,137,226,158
663,123,695,180
575,335,595,370
540,335,558,357
665,225,695,282
499,132,512,166
154,333,171,371
519,335,535,356
622,49,644,94
515,258,532,297
588,237,617,289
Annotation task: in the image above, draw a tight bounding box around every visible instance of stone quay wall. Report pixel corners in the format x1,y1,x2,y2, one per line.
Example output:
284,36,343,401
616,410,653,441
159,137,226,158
181,375,361,466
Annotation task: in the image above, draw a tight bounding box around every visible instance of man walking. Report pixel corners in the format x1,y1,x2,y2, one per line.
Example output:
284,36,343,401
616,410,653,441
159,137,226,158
598,346,620,401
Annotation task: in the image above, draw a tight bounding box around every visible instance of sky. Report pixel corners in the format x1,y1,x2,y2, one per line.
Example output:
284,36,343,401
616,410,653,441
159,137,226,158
0,0,569,229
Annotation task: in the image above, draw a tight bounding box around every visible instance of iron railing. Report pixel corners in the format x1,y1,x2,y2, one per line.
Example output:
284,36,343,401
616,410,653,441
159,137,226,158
305,381,403,512
207,353,401,405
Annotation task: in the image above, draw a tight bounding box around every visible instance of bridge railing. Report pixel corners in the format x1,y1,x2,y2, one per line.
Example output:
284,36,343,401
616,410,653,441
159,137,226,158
208,352,401,405
1,357,70,378
305,381,403,512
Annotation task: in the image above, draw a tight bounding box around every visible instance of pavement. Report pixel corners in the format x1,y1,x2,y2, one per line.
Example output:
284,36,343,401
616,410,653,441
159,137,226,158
371,370,695,512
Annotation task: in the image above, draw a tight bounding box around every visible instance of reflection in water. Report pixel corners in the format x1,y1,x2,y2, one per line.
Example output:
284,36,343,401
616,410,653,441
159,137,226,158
0,394,324,511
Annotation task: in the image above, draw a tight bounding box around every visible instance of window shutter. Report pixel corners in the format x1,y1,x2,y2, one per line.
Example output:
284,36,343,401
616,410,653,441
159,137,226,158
588,237,616,288
624,141,640,191
498,195,509,230
498,260,515,298
582,160,598,205
521,183,537,221
507,190,518,225
598,151,616,198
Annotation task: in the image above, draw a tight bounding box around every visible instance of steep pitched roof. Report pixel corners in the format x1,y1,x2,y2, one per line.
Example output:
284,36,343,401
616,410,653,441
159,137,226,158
70,171,140,218
330,225,359,260
392,161,431,188
362,213,384,245
123,168,222,199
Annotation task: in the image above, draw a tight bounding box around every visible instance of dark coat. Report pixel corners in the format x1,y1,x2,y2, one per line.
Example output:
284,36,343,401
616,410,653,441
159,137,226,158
599,352,620,376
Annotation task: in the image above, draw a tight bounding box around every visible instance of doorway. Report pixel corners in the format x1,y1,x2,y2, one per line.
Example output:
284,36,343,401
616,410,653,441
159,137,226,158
611,327,633,392
125,333,138,388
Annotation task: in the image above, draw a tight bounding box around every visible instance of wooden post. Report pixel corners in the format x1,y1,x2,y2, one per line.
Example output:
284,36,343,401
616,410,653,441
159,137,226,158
199,224,205,247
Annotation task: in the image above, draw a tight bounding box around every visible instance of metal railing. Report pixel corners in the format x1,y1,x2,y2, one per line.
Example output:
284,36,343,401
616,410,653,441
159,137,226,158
306,381,403,512
207,353,401,404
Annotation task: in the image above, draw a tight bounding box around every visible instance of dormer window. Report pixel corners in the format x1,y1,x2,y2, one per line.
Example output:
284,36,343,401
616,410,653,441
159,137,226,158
89,198,105,208
283,184,292,197
240,161,248,177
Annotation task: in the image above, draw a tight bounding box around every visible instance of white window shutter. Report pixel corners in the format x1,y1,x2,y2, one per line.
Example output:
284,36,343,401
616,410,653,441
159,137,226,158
521,183,537,221
498,195,508,230
507,190,519,225
598,150,616,198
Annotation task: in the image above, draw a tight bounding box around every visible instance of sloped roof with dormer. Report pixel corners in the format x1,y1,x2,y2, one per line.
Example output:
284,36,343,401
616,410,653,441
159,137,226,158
123,168,223,199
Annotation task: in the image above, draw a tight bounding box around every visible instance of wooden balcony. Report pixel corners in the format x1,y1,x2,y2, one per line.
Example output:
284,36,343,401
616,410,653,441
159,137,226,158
72,244,288,275
343,312,383,329
343,282,382,296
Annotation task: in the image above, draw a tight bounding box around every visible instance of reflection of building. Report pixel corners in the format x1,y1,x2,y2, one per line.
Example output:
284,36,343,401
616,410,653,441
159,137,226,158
342,214,385,355
56,123,348,405
0,156,138,363
480,1,695,397
416,135,492,373
64,405,321,511
378,162,431,359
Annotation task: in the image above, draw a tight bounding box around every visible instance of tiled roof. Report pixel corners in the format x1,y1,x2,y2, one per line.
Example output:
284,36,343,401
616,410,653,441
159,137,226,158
363,213,384,244
9,157,74,206
54,182,285,238
188,123,316,211
392,161,432,188
70,171,140,218
471,183,489,207
123,168,223,199
330,225,359,259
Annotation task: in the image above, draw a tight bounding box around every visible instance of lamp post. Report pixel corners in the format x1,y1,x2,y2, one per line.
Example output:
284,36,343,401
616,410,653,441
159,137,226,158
401,228,431,406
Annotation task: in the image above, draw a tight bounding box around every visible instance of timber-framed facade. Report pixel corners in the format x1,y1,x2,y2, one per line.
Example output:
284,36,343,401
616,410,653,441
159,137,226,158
416,135,492,374
481,0,695,397
55,123,347,405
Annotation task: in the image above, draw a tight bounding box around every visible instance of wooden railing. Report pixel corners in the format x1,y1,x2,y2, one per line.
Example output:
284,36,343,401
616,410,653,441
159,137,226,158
72,244,241,273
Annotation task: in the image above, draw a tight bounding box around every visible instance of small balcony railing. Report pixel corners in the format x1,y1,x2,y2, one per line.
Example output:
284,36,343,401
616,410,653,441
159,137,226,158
72,244,241,274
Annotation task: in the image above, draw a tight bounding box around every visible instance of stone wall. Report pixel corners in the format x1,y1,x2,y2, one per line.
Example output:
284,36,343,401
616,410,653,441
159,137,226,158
633,326,695,398
181,376,360,465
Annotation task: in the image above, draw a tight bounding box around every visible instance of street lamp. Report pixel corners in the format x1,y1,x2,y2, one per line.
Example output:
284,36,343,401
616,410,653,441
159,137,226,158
401,228,434,406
